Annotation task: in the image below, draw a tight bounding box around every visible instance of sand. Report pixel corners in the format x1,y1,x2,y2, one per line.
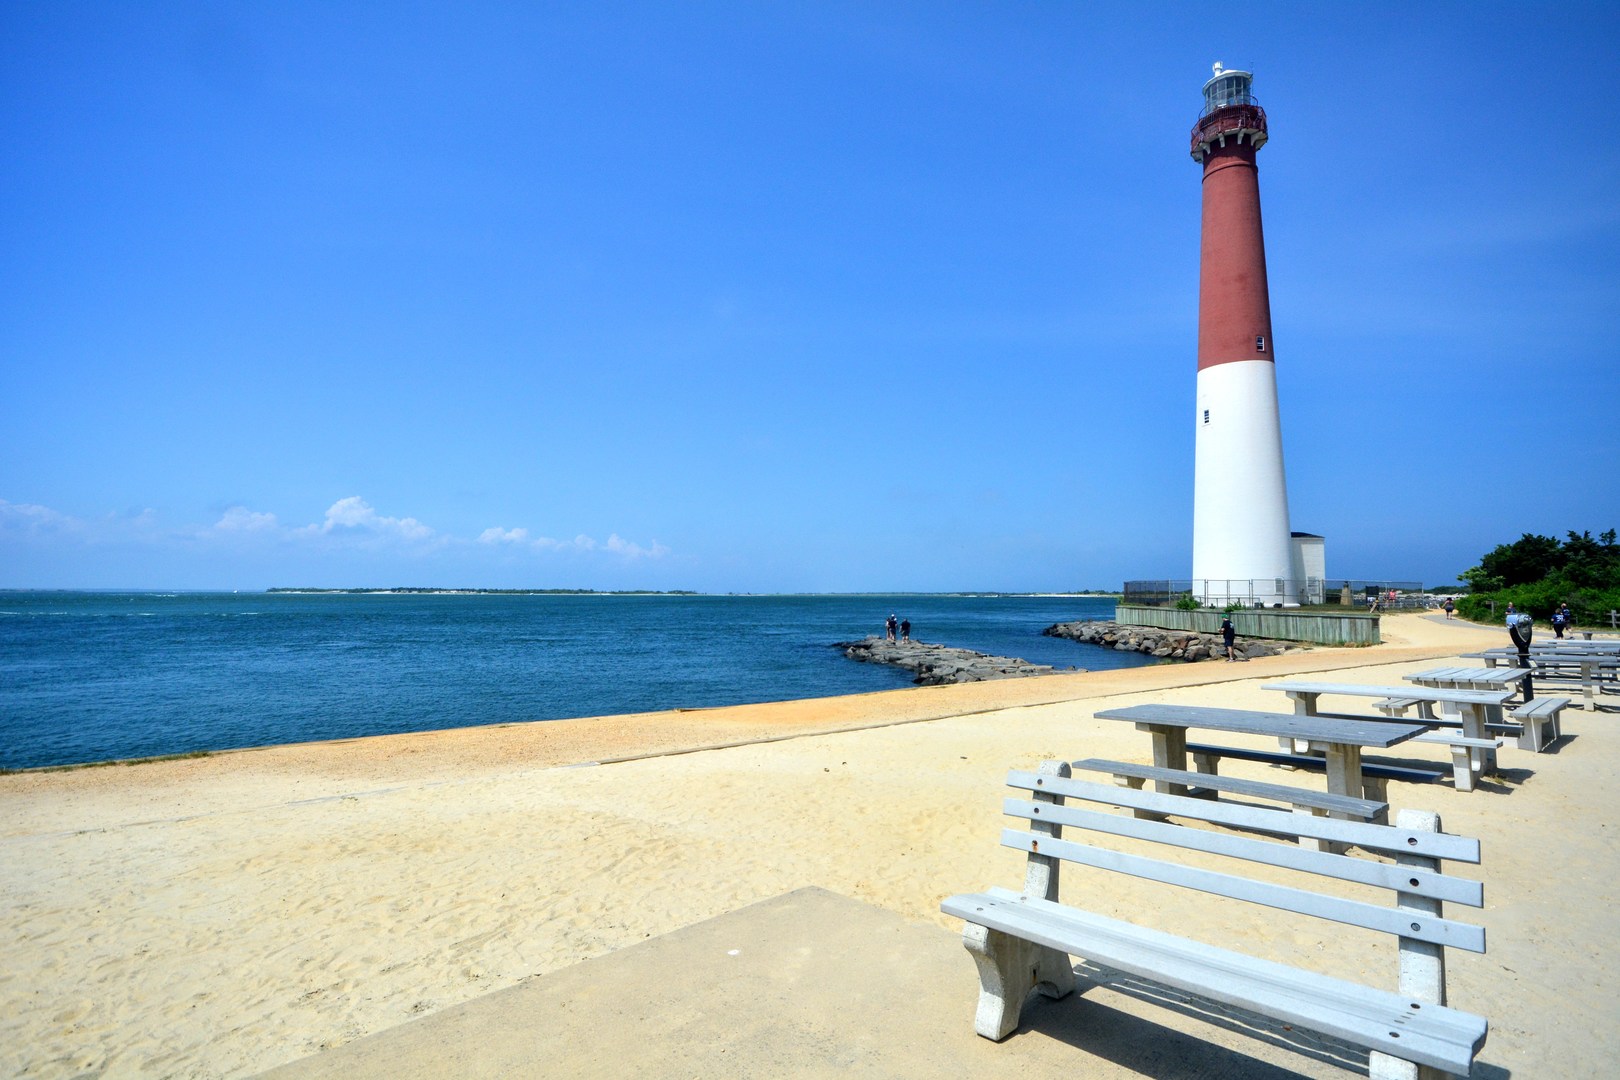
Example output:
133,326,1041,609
2,613,1616,1077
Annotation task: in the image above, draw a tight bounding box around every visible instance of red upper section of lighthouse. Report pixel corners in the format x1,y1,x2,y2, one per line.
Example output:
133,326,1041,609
1194,72,1273,372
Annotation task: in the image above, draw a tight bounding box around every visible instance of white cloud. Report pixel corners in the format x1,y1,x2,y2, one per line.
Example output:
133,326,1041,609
4,496,668,572
480,527,669,559
214,507,279,532
312,497,433,541
605,533,670,559
0,499,78,534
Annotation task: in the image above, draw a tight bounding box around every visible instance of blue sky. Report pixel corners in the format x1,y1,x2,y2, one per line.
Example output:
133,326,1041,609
3,2,1617,592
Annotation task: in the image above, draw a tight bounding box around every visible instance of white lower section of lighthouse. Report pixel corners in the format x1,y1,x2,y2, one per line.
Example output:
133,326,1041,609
1192,359,1295,606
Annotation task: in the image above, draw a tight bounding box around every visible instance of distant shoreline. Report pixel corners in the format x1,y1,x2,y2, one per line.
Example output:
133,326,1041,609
263,587,699,596
262,588,1124,598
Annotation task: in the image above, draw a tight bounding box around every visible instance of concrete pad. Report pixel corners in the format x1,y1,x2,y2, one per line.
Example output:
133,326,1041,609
258,887,1371,1079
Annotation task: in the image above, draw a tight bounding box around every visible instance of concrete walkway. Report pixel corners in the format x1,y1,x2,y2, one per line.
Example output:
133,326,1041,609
258,887,1367,1080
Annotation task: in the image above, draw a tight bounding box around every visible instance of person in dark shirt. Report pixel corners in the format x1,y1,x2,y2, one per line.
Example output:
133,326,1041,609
1221,616,1237,661
1508,610,1535,698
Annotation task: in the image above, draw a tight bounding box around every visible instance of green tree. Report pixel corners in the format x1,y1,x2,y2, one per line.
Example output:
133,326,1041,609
1478,533,1562,587
1561,530,1620,588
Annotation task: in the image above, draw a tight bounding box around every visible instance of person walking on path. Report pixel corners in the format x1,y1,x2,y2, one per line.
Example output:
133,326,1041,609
1220,615,1238,661
1443,597,1455,619
1551,605,1567,638
1559,603,1574,635
1508,607,1536,699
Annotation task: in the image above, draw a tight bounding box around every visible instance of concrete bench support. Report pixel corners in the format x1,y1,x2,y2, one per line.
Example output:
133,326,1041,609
1511,697,1569,752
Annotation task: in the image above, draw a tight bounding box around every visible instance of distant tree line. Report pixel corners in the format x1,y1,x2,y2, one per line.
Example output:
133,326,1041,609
1455,529,1619,626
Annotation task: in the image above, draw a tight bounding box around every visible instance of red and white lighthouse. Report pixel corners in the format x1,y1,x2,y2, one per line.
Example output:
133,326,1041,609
1190,63,1295,607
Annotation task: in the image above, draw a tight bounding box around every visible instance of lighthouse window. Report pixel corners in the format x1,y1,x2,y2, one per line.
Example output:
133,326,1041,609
1202,409,1210,425
1255,335,1266,352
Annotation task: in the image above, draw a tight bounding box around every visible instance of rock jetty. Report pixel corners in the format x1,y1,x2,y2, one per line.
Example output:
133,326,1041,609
837,637,1081,685
1043,620,1299,663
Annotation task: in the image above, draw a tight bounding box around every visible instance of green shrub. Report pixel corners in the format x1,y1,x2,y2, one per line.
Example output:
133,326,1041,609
1454,529,1618,628
1455,580,1620,627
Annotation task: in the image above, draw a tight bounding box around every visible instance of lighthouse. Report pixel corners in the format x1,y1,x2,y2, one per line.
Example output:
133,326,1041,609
1190,63,1296,607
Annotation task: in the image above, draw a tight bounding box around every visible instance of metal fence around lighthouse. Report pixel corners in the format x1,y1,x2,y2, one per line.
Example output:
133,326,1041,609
1124,579,1425,610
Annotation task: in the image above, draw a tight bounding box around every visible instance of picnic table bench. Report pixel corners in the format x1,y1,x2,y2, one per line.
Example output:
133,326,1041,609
1511,696,1571,752
942,761,1490,1077
1183,742,1443,802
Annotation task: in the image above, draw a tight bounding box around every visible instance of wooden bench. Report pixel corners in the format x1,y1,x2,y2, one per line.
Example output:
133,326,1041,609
1510,696,1570,752
1185,741,1443,804
942,761,1490,1077
1410,733,1505,793
1071,757,1388,836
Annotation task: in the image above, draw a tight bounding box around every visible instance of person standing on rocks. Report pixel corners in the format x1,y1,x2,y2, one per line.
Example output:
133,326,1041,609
885,613,898,642
1221,615,1238,662
900,618,911,643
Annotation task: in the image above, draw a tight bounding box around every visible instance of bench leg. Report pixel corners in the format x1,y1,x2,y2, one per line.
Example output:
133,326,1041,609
1518,713,1558,753
961,923,1075,1041
1296,807,1329,853
1116,775,1171,821
1447,744,1476,793
1367,1052,1446,1079
1370,810,1452,1080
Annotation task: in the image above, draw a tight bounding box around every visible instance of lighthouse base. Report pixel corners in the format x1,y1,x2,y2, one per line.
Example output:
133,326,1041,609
1192,359,1294,606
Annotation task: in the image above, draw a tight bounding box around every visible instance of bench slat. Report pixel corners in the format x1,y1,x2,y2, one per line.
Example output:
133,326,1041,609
1183,743,1447,785
1412,733,1503,750
994,827,1484,951
942,888,1488,1075
1069,757,1382,817
1513,696,1571,719
1000,801,1481,906
1006,770,1478,862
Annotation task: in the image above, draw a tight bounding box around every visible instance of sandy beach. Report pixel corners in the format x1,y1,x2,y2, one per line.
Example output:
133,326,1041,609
3,613,1616,1078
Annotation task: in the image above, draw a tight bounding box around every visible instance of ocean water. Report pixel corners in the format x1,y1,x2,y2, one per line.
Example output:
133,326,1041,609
0,591,1140,770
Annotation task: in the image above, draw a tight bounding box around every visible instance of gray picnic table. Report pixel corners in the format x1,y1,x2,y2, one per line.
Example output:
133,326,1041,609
1092,703,1428,812
1260,681,1510,729
1404,666,1543,756
1261,681,1514,774
1403,667,1530,711
1464,649,1619,709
